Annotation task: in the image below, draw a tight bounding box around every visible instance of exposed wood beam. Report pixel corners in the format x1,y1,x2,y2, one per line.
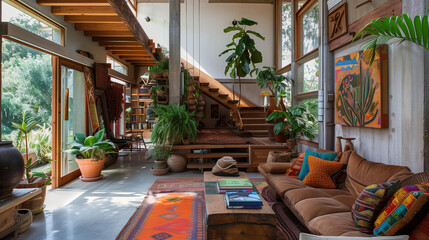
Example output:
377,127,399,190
106,0,156,61
84,31,133,37
111,50,149,54
120,56,153,60
99,41,140,47
75,23,129,31
64,15,123,23
92,37,137,42
105,47,146,51
114,53,150,56
37,0,110,6
51,6,117,15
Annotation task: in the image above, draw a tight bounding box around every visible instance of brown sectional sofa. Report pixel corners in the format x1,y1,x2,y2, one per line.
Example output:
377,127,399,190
258,150,414,237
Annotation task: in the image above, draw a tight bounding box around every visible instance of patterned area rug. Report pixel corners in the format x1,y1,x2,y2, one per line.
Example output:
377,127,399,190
116,177,304,240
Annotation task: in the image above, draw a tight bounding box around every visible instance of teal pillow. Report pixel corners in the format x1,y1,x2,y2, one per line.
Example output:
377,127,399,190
298,150,338,180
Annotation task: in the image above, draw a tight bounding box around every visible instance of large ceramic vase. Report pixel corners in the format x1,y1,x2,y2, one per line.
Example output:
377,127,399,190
266,123,276,141
0,141,25,196
167,155,187,172
76,157,106,182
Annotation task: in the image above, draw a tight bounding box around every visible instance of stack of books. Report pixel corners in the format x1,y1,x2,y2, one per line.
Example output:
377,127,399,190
217,178,253,194
224,191,263,209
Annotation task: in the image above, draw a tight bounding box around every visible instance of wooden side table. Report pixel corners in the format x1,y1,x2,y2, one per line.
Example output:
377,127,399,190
0,188,41,239
204,172,277,240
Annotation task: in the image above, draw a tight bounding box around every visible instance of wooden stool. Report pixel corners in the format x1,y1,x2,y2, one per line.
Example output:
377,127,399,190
267,151,291,163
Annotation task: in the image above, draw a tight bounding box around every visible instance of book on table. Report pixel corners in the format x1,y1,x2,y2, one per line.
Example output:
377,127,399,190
224,191,263,208
217,183,253,194
217,178,253,190
224,195,262,209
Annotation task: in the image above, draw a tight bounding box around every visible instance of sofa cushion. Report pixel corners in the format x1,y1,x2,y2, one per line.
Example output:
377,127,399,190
294,196,356,224
343,152,413,197
339,150,353,164
303,156,345,189
260,162,294,174
285,153,304,178
285,187,355,206
265,173,306,197
307,212,372,237
298,150,339,180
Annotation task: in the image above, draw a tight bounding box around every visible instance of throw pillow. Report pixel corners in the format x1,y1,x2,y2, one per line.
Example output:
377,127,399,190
285,153,305,178
302,156,344,189
298,150,338,180
373,182,429,236
351,180,401,234
409,212,429,240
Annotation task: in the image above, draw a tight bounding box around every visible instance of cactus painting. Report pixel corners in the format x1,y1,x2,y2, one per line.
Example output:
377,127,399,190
334,45,388,128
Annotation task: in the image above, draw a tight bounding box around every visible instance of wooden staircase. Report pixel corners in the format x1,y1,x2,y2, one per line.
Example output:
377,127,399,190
238,107,268,137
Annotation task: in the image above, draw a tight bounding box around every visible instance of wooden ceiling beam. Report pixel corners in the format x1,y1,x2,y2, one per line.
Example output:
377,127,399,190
37,0,110,6
51,6,117,15
105,47,146,51
64,15,123,23
99,41,140,47
84,31,133,37
75,23,129,31
92,37,137,42
114,53,150,57
120,56,153,60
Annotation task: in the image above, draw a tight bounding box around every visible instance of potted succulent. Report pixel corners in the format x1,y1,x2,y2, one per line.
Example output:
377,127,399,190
150,146,170,175
150,104,198,146
65,129,116,181
256,66,293,140
266,104,316,144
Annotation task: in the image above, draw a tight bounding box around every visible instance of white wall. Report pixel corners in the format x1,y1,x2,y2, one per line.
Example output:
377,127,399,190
137,0,274,81
334,40,425,173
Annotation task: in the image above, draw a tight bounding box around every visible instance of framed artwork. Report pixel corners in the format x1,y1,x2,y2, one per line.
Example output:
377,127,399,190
328,3,347,41
334,45,388,128
210,104,219,119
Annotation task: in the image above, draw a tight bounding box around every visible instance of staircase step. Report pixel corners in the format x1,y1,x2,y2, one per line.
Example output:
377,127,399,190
240,112,266,118
209,88,219,92
238,107,265,111
242,118,267,124
243,124,267,130
218,94,228,98
193,76,200,81
227,100,239,104
246,130,269,137
200,82,209,87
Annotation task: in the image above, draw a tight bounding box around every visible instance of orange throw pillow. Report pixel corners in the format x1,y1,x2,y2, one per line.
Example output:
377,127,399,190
303,155,344,189
285,153,305,178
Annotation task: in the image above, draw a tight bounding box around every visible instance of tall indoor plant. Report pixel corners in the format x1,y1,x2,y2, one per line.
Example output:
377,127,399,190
65,129,115,181
266,105,316,144
219,18,265,106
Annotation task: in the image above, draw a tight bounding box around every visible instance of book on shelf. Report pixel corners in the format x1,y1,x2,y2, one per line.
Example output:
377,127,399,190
217,178,253,190
217,183,252,194
224,195,262,209
225,191,263,206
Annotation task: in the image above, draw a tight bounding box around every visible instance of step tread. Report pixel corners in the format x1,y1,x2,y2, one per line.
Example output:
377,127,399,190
200,82,210,87
209,88,219,92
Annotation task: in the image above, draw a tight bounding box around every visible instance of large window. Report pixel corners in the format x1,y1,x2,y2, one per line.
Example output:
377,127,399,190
107,56,129,76
296,0,319,59
2,0,64,45
281,2,292,68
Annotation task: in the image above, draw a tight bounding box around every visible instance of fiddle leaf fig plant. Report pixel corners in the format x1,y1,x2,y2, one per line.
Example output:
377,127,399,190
65,129,116,161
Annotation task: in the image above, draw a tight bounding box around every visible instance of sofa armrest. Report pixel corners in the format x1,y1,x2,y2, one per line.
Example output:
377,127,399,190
259,162,293,174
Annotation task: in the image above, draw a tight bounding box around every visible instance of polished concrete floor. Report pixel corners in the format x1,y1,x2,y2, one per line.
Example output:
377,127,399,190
20,150,261,240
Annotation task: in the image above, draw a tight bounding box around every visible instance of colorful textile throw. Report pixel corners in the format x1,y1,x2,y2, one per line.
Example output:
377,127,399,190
116,192,204,240
351,180,400,233
298,150,338,180
302,156,344,189
409,212,429,240
374,182,429,236
285,153,305,178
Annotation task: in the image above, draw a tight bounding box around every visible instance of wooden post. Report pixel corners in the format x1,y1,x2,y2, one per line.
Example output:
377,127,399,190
169,0,181,105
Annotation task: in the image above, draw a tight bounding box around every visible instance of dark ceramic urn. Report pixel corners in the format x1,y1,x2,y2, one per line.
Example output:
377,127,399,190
0,141,25,196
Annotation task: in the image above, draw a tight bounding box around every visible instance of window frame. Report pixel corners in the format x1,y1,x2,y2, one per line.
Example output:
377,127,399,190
295,0,319,61
107,54,129,76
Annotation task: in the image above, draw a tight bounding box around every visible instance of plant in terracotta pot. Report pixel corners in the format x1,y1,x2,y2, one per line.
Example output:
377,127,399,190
150,146,170,175
65,129,115,182
151,104,198,146
266,104,316,144
256,66,293,140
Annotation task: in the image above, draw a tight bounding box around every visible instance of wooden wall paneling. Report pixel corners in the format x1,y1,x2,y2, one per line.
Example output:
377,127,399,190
329,0,402,51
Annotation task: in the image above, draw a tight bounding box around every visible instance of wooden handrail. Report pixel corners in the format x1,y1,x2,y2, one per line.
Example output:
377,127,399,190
233,105,244,130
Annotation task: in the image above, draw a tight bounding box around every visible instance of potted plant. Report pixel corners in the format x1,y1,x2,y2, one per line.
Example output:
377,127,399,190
256,66,293,140
149,58,169,78
12,111,51,214
65,129,116,182
150,146,170,175
266,104,316,144
150,104,198,146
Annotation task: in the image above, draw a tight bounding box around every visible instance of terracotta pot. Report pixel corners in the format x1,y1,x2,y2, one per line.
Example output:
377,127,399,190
16,179,46,214
76,158,106,180
156,90,164,96
187,93,196,100
188,99,196,105
162,72,168,78
197,95,204,102
0,141,25,196
152,74,162,79
198,100,205,106
150,167,169,175
275,132,288,143
167,155,187,172
17,209,33,234
188,85,196,93
188,105,196,111
266,123,276,141
266,96,286,122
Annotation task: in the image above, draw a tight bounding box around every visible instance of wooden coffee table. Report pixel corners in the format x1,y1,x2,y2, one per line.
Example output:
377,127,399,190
204,172,276,240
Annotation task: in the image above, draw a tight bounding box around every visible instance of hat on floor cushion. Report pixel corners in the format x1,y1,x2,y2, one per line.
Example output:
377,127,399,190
298,150,339,180
351,180,401,234
302,156,344,189
285,153,305,178
212,156,239,176
373,182,429,236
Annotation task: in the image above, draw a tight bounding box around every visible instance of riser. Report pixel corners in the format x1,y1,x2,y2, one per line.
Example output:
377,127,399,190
242,119,266,124
240,113,266,118
243,125,267,130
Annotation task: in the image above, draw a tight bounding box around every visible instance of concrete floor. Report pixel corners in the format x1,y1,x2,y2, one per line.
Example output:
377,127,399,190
20,150,261,240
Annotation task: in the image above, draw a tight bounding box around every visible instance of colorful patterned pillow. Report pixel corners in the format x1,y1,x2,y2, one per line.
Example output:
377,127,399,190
298,150,338,180
302,156,344,189
409,212,429,240
351,180,400,234
373,182,429,236
285,153,304,178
